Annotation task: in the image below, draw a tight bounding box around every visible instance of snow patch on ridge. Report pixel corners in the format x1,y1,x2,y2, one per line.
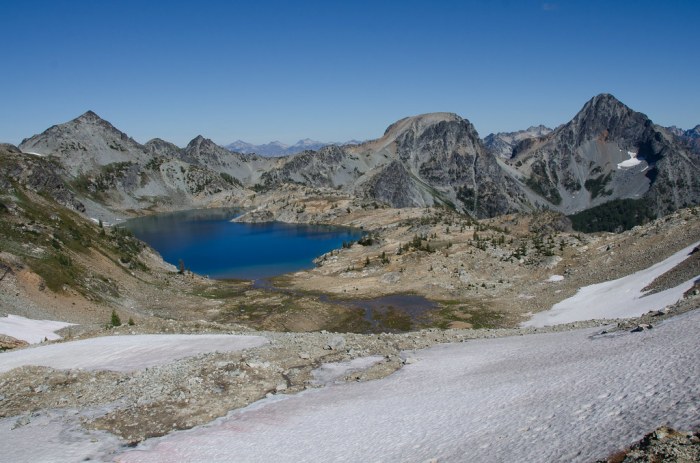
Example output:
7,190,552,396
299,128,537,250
523,241,700,327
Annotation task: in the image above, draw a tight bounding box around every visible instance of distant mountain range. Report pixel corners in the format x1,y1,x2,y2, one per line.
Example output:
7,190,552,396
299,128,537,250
483,125,554,159
12,94,700,221
225,138,364,157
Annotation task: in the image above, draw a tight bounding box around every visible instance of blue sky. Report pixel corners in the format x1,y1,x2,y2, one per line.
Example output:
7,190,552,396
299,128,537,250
1,0,698,146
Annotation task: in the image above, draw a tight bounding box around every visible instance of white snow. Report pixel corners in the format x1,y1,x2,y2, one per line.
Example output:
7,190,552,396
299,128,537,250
0,334,267,373
617,151,642,169
523,241,700,327
546,275,564,282
117,310,700,463
22,151,45,157
0,314,75,344
311,356,383,386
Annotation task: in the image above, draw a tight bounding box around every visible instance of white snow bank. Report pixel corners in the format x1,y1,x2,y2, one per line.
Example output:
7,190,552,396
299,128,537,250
0,334,267,373
546,275,564,282
523,241,699,327
22,151,45,157
117,310,700,463
0,314,75,344
617,151,642,169
311,356,383,386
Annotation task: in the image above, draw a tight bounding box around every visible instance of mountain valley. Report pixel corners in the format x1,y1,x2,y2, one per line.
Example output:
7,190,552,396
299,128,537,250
1,94,699,461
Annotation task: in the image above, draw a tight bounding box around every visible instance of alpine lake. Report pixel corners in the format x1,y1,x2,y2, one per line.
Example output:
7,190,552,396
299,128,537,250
122,208,442,332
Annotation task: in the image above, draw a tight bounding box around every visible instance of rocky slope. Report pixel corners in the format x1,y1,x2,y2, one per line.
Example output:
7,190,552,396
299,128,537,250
18,112,256,215
505,94,700,215
260,113,533,217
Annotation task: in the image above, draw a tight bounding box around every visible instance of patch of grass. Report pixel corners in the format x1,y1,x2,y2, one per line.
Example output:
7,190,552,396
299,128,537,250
371,307,413,331
28,253,83,293
435,301,506,329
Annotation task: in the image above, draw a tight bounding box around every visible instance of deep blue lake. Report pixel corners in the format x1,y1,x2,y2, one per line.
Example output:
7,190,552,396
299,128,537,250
122,208,363,280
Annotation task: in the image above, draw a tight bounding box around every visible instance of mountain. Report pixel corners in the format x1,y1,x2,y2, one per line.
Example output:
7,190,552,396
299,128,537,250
261,112,532,217
18,111,253,213
225,138,362,157
666,125,700,155
506,94,700,216
14,95,700,222
483,125,553,159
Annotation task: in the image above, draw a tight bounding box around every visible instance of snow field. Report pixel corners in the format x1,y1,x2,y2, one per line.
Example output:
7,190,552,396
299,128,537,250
524,241,700,327
117,310,700,463
0,334,268,373
0,314,75,344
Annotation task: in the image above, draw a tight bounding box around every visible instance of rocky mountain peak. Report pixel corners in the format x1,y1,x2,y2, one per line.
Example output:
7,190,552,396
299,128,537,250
381,112,476,146
71,110,123,134
76,110,102,122
561,93,651,146
186,135,221,152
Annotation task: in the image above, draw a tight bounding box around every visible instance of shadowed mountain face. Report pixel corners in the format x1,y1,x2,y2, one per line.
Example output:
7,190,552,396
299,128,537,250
15,95,700,219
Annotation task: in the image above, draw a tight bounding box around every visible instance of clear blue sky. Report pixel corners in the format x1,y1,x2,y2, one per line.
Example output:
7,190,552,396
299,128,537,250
1,0,698,146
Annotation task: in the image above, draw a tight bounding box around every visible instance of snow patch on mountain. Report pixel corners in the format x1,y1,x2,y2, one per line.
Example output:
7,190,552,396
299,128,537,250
617,151,642,169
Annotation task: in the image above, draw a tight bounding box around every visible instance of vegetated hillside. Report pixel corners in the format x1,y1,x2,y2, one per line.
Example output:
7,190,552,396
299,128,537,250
568,198,656,233
505,94,700,217
0,144,152,319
